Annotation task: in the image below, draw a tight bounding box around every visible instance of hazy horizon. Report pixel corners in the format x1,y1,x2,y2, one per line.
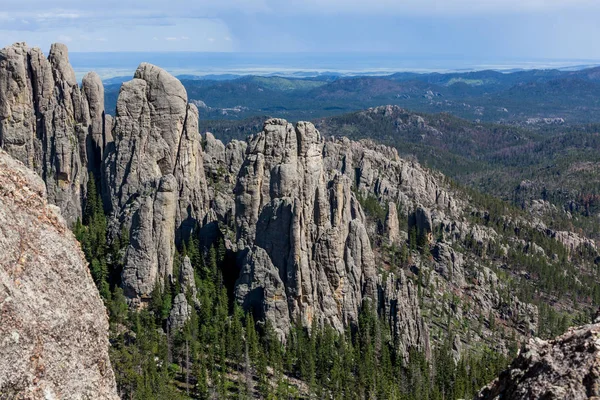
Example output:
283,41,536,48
61,51,600,81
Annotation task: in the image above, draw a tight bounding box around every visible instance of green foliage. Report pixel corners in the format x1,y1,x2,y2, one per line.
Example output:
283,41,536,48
74,173,112,302
356,191,387,223
73,172,534,399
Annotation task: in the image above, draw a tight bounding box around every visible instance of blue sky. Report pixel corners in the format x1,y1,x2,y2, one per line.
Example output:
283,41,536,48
1,0,600,59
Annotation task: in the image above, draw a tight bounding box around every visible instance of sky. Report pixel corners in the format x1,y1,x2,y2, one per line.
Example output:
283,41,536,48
1,0,600,61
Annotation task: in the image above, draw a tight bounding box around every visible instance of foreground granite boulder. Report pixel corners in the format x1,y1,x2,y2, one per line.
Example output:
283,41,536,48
476,323,600,400
0,148,118,399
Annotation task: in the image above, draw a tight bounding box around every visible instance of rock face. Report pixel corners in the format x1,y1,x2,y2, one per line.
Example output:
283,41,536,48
104,63,209,302
169,293,192,331
385,202,401,245
82,71,110,176
235,246,291,339
179,255,198,300
229,118,433,357
0,42,110,225
202,131,246,222
234,119,380,335
476,323,600,400
379,272,431,362
0,149,118,399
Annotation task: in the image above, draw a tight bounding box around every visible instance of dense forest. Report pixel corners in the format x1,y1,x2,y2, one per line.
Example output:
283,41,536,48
73,174,515,399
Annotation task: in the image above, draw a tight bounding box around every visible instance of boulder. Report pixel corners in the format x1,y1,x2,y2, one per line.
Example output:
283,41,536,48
0,148,118,399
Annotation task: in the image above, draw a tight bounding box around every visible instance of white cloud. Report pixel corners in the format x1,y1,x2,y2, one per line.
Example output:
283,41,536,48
0,0,598,54
0,12,14,21
36,12,80,19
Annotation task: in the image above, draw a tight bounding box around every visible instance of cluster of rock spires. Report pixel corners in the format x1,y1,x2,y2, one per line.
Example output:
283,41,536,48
3,41,600,398
104,62,209,302
0,148,118,398
0,42,432,359
0,42,109,225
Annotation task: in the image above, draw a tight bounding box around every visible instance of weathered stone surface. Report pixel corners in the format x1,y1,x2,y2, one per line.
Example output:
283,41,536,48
235,246,290,339
82,71,107,175
0,42,110,225
202,132,247,229
432,242,466,286
169,293,192,331
323,137,459,215
476,323,600,400
234,119,381,333
179,255,197,297
0,43,40,168
104,63,210,301
385,202,401,245
378,271,431,362
552,230,597,255
0,148,118,399
121,174,177,299
410,205,433,239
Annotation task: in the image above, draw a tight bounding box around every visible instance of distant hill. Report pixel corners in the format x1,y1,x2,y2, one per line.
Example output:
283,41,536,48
101,65,600,125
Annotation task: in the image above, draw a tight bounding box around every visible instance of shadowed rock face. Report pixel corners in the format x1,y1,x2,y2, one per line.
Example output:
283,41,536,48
0,42,110,225
103,62,209,302
0,148,118,399
234,119,378,336
82,71,109,176
476,323,600,400
231,119,430,356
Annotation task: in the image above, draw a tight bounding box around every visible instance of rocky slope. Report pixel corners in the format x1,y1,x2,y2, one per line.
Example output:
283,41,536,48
0,148,118,399
476,323,600,400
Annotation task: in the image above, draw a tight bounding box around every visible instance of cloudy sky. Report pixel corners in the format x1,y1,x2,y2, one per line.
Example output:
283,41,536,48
1,0,600,59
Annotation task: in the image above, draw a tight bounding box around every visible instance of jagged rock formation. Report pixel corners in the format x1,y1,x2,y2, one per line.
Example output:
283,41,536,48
0,148,118,399
0,42,110,225
379,271,431,361
104,63,209,302
385,202,402,245
2,43,590,372
476,323,600,400
82,71,110,176
235,246,291,338
234,119,381,336
169,293,192,331
224,119,434,357
203,131,246,222
179,255,198,300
